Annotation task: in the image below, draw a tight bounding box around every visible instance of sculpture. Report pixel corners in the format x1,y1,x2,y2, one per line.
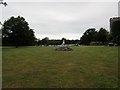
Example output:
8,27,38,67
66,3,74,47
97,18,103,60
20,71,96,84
61,39,65,46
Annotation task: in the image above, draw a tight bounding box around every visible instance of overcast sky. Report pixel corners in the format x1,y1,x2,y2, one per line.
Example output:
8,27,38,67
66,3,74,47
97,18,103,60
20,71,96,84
1,0,119,40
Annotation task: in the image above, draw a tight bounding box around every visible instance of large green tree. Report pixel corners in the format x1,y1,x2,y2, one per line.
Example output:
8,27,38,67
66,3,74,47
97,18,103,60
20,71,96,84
80,28,97,45
2,16,35,47
96,28,109,44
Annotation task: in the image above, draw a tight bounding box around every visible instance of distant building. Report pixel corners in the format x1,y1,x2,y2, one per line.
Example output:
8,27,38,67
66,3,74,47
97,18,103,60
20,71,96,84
110,17,120,33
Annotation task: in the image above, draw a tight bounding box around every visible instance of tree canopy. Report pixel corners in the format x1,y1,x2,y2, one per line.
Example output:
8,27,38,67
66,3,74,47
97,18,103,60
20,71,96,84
2,16,35,47
80,28,109,45
80,28,97,45
96,28,109,44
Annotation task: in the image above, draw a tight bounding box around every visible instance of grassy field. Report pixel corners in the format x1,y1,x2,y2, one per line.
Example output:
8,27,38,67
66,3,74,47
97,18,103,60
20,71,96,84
2,46,118,88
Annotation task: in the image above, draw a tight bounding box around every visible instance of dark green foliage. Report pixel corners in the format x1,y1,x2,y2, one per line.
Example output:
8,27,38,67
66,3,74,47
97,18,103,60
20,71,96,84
66,39,79,45
41,37,49,46
47,40,61,45
2,16,35,47
61,37,66,42
80,28,109,45
96,28,109,44
35,38,79,46
80,28,97,45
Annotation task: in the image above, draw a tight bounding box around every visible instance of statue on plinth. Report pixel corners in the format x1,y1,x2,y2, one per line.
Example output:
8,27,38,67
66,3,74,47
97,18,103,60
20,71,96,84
61,39,65,46
55,38,72,51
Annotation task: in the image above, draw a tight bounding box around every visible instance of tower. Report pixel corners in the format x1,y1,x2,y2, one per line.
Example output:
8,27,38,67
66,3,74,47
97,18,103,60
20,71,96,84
110,17,120,33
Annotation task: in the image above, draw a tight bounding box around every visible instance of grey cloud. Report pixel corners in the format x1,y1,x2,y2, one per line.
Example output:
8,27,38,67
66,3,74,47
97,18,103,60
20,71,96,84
2,2,118,39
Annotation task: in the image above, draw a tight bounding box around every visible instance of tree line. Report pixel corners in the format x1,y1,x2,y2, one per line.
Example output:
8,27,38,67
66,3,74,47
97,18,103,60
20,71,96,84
1,16,120,47
80,19,120,45
34,37,79,46
80,28,109,45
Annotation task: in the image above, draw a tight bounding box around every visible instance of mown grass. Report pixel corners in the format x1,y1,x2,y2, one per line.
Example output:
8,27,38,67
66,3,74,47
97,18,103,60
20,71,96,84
2,46,118,88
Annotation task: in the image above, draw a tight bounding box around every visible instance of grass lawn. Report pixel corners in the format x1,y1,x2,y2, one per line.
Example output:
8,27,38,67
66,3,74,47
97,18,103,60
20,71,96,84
2,46,118,88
